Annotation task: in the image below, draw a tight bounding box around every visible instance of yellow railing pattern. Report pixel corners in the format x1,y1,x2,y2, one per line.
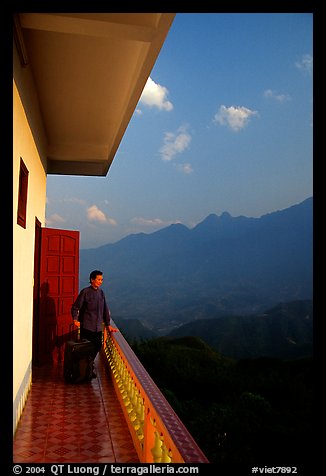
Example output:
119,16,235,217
102,326,209,464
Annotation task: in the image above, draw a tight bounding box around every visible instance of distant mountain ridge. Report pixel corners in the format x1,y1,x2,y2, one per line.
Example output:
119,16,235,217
113,299,313,360
80,197,313,333
167,299,313,360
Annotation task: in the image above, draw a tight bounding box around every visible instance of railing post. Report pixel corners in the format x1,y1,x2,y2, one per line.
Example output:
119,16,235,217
102,325,209,463
151,430,163,463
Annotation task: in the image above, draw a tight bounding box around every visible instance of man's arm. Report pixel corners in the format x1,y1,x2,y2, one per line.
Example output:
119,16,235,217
71,289,84,325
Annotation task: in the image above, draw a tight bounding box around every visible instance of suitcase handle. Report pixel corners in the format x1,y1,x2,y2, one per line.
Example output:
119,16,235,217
75,322,81,341
72,320,81,341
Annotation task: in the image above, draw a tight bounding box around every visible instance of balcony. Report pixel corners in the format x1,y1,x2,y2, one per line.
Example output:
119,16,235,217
13,325,209,464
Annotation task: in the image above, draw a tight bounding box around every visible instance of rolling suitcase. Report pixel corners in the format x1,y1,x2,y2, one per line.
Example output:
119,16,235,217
64,326,95,383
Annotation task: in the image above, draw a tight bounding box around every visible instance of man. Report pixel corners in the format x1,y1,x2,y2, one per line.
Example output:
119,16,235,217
71,269,117,378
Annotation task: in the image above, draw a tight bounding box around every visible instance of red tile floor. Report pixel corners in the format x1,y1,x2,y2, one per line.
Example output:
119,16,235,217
13,354,139,463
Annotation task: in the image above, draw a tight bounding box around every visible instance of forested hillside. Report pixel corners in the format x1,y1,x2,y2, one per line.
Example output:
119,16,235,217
114,299,313,361
131,336,313,470
167,299,313,360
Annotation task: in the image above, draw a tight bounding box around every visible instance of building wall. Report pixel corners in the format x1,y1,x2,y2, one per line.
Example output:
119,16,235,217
13,80,47,434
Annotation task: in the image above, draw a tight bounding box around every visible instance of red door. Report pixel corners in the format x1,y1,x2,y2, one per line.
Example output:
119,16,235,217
38,228,79,365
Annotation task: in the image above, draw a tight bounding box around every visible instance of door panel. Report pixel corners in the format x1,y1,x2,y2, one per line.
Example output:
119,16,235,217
38,228,79,364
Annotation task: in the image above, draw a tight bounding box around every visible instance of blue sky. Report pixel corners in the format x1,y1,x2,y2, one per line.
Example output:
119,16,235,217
45,13,313,249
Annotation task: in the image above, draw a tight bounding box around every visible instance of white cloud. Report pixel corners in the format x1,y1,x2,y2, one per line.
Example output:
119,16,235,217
139,77,173,111
159,125,192,161
295,54,313,75
213,105,258,131
63,197,87,204
263,89,291,102
46,196,86,205
176,163,194,174
130,217,182,230
87,205,117,225
46,213,66,226
131,217,166,227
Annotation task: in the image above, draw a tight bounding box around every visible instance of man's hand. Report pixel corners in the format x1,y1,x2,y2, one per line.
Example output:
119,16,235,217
73,320,80,328
107,325,118,333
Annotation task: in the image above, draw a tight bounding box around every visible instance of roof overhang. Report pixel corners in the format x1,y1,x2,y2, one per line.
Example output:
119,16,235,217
14,13,175,176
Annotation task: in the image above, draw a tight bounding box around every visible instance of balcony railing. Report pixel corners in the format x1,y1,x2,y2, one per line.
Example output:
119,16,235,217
102,325,209,463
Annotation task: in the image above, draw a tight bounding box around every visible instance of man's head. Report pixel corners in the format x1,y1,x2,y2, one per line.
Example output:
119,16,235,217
89,270,103,289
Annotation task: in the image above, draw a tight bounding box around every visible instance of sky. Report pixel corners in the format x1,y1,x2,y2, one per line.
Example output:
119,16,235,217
45,13,313,249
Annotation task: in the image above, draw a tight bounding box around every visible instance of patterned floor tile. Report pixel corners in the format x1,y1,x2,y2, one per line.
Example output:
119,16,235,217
13,355,139,463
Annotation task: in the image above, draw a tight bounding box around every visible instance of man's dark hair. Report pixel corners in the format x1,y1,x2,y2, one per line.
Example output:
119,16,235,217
89,270,103,282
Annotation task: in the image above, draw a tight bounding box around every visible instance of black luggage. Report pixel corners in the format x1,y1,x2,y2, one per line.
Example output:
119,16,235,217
64,336,95,384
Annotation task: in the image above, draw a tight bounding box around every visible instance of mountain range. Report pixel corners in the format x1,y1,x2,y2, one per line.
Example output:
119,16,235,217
80,197,313,336
167,299,313,360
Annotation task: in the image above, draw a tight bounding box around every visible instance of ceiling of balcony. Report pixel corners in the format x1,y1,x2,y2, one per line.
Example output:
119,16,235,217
14,13,175,176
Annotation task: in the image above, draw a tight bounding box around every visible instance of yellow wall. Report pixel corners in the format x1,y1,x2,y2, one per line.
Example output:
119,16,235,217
13,80,47,434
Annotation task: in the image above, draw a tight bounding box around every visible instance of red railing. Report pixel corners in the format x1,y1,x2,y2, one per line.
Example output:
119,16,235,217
102,325,209,463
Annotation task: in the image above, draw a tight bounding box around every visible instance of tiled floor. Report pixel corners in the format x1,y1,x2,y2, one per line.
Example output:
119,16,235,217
13,354,139,463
